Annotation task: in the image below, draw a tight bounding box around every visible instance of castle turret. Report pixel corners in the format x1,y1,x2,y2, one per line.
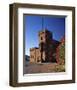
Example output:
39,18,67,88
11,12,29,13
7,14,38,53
38,29,53,62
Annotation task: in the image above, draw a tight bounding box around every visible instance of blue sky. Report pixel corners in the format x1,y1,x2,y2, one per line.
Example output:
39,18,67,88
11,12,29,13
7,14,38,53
24,15,65,56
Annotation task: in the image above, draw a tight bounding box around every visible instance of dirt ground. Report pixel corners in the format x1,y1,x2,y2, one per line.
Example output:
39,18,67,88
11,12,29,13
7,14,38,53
23,63,65,74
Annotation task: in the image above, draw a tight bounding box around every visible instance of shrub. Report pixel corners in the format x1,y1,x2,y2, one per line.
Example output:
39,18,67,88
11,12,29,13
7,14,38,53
59,43,65,65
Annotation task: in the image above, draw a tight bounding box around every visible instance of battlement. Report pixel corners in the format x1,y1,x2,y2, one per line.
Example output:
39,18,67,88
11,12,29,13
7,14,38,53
38,29,52,36
30,47,39,51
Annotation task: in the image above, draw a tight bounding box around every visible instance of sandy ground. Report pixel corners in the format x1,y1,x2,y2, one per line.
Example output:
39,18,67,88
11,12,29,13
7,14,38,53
23,63,65,74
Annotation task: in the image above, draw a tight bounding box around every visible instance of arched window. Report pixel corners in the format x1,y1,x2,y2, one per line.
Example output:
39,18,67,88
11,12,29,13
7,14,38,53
41,37,43,40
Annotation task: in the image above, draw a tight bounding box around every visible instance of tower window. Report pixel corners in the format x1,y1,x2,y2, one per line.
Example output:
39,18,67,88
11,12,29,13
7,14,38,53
41,37,43,40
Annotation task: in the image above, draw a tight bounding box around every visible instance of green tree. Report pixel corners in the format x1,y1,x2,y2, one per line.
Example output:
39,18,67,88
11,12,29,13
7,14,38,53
59,43,65,64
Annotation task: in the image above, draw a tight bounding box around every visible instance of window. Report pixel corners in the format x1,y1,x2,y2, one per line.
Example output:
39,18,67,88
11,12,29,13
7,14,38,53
41,37,43,40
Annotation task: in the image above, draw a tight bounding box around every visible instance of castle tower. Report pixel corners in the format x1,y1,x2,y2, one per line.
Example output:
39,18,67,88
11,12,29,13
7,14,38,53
38,29,53,62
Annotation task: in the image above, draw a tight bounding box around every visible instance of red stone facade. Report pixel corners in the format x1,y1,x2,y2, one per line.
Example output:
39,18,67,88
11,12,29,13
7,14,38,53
56,37,65,64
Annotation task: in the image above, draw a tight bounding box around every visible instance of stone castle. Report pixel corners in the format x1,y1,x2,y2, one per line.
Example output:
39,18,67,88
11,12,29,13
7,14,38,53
30,29,63,63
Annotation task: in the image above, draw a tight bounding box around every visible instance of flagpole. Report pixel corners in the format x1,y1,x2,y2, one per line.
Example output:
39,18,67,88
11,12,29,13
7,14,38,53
42,16,43,30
